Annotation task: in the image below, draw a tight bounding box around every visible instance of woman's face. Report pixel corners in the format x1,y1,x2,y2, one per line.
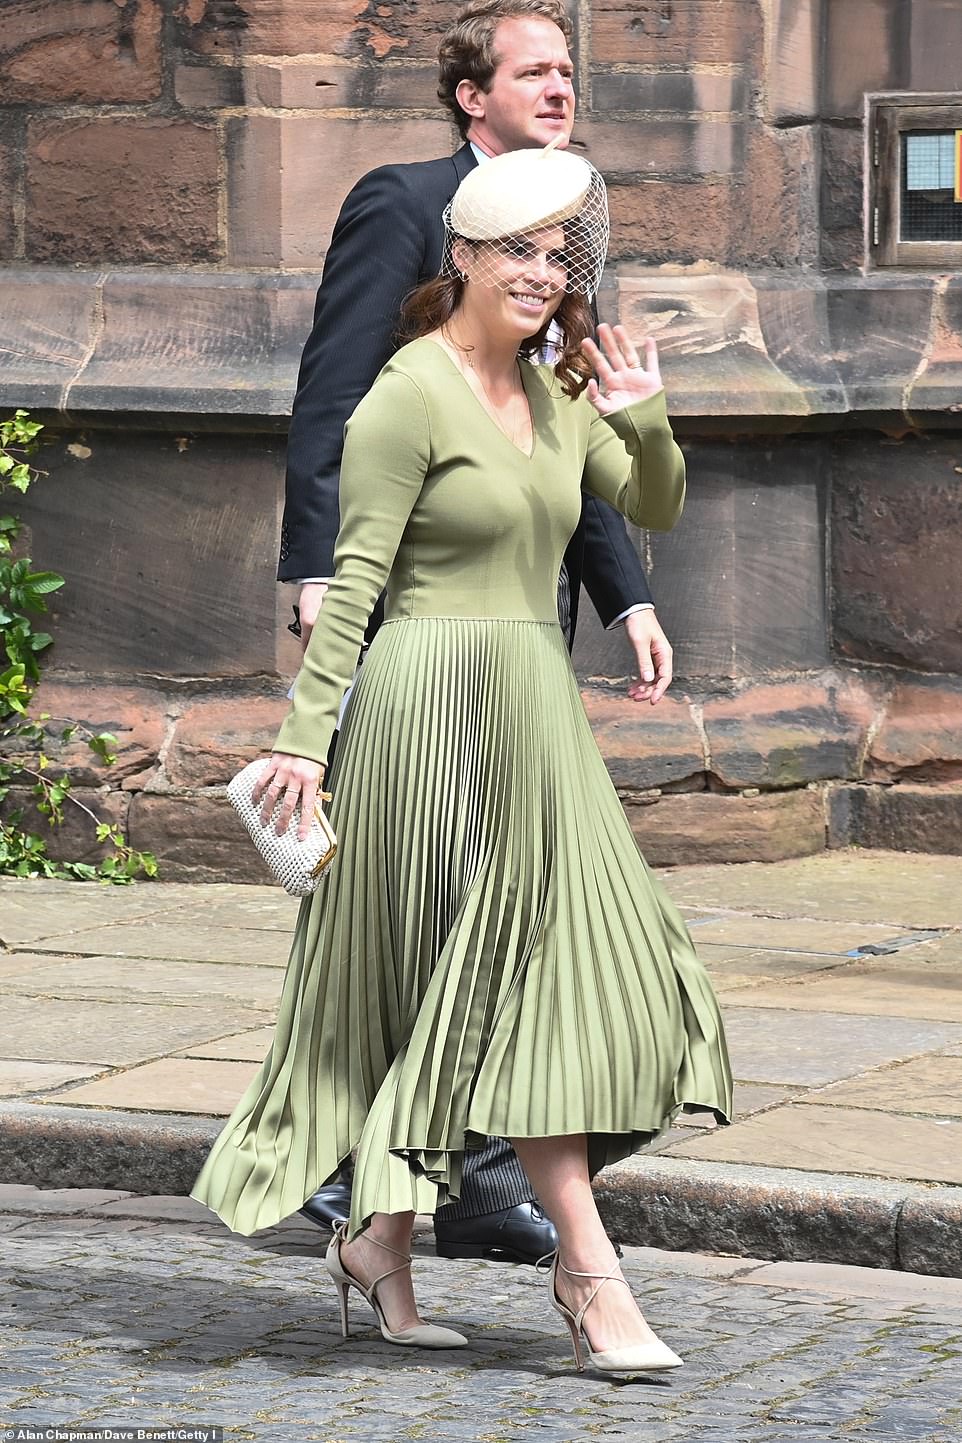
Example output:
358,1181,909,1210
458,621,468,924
458,225,568,340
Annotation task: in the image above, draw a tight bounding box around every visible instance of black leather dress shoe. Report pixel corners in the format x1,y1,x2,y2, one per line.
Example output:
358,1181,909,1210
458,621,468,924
300,1178,352,1231
434,1202,559,1266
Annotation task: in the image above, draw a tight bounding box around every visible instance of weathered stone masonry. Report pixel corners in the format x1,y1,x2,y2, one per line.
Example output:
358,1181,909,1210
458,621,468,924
1,0,960,878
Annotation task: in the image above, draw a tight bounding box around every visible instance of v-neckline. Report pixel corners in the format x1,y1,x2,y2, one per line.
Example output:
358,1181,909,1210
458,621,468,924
425,338,538,461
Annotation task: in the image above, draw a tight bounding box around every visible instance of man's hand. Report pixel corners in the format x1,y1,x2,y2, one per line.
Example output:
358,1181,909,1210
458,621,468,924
297,582,329,652
624,609,673,704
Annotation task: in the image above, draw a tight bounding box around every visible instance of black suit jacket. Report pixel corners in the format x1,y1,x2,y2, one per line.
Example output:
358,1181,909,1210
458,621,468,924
279,143,653,643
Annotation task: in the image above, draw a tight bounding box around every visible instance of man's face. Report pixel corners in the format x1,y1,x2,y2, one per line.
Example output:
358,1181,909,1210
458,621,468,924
459,17,576,155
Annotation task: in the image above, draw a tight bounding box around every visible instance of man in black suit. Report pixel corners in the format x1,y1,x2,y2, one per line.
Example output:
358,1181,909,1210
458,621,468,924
281,0,674,1264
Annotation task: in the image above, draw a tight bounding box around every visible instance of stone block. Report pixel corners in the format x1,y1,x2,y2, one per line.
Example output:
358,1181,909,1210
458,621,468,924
732,125,809,269
1,787,131,866
909,0,962,89
173,60,245,109
827,281,936,416
0,1100,221,1195
831,431,962,673
15,430,287,678
589,68,746,116
867,677,962,782
820,125,866,273
753,277,848,410
898,1188,962,1278
765,0,819,124
0,0,163,103
843,783,962,856
614,273,806,419
176,0,455,60
65,272,316,417
606,179,736,266
579,688,704,790
226,115,452,267
576,118,744,178
592,0,762,67
11,681,167,787
579,436,829,682
26,118,220,265
243,58,441,110
0,119,17,261
625,788,825,866
128,793,271,883
908,276,962,419
823,0,906,119
703,672,882,788
0,272,101,411
175,0,360,57
164,695,290,788
593,1155,906,1269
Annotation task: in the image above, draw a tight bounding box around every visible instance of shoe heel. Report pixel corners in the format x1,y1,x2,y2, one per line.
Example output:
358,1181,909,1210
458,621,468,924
563,1316,586,1372
333,1276,351,1339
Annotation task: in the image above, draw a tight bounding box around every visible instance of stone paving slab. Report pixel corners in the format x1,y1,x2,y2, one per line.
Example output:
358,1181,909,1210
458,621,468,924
0,1060,104,1098
52,1057,260,1114
698,945,845,986
666,1102,962,1185
686,915,908,954
1,994,270,1066
174,1026,279,1061
1,1196,960,1443
24,921,290,967
0,952,286,1009
807,1055,962,1117
721,962,962,1022
662,851,962,928
720,1006,962,1085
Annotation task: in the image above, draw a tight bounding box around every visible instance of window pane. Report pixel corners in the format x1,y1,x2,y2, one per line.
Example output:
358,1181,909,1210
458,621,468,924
901,131,962,241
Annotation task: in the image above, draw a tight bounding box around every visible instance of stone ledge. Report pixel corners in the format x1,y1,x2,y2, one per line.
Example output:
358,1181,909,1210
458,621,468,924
2,1105,958,1275
593,1155,962,1279
2,269,961,430
833,782,962,856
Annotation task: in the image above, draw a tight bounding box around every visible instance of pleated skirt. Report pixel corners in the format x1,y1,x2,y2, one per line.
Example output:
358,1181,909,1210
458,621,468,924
191,617,732,1237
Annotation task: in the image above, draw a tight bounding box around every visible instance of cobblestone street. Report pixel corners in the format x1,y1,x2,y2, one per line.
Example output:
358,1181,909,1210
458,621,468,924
1,1195,960,1442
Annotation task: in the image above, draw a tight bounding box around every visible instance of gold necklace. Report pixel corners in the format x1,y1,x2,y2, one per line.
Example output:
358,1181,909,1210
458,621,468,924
443,335,531,452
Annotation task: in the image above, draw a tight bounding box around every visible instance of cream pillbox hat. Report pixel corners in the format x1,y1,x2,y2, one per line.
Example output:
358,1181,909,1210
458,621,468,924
441,138,609,298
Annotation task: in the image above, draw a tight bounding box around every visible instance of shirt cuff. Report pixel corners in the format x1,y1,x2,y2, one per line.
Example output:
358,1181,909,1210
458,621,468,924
606,602,655,631
285,577,333,585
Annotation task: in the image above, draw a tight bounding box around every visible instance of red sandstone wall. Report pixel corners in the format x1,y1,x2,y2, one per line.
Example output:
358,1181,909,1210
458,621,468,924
0,0,804,270
3,0,961,874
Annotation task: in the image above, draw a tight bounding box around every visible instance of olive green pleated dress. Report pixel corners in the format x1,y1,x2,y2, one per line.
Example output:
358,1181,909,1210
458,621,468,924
192,339,733,1237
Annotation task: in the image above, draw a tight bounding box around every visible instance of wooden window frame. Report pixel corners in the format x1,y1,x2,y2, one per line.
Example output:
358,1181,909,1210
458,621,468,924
868,94,962,268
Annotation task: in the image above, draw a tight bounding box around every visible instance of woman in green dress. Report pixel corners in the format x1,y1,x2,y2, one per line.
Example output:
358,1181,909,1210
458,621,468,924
192,144,732,1375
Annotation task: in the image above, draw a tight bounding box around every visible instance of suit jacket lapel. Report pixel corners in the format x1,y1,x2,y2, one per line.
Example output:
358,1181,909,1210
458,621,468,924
452,142,477,185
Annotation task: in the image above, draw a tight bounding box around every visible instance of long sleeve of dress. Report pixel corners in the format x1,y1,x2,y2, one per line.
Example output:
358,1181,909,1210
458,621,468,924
582,389,686,532
273,371,431,764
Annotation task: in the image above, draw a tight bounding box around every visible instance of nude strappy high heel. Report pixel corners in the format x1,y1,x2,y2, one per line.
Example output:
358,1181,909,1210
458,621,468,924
545,1253,683,1375
325,1222,468,1349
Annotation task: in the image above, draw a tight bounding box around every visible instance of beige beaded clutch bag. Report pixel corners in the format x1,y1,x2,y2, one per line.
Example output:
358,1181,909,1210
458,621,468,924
227,758,338,896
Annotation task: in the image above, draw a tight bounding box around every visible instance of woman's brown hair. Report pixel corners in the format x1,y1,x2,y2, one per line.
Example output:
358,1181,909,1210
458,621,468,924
397,275,593,399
